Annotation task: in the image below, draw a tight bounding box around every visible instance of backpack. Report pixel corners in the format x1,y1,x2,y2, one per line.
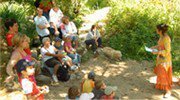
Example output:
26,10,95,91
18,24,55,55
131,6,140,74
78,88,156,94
57,65,70,82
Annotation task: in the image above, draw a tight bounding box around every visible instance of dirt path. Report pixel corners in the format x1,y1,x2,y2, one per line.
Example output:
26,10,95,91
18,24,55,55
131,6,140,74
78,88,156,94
43,55,179,99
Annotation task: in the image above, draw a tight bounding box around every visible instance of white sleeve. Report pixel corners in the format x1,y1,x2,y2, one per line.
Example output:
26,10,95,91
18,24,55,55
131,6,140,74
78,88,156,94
49,9,54,23
34,17,39,25
71,22,77,34
58,9,64,18
21,79,33,94
41,47,48,56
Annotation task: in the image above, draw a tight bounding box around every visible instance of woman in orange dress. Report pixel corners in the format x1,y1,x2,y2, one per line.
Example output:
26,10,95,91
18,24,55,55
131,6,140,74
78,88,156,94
151,24,172,97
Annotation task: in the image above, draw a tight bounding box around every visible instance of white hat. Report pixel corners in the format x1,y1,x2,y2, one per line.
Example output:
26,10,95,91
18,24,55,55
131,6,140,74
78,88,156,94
79,93,94,100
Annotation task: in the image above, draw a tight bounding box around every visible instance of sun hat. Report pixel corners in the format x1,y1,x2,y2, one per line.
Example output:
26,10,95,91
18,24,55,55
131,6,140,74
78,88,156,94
79,93,94,100
104,86,117,95
15,59,35,73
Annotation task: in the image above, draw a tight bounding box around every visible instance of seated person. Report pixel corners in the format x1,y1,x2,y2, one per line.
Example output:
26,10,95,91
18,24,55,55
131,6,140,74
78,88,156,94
41,37,62,83
54,37,78,71
4,18,31,55
92,80,106,99
61,16,78,48
100,86,119,100
49,4,64,38
34,7,50,42
81,71,95,93
5,34,37,83
66,86,80,100
15,59,49,100
64,35,81,66
85,25,102,54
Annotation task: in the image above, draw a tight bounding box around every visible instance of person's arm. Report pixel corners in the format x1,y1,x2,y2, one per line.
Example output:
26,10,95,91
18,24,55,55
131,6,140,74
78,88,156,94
71,22,77,34
158,36,171,56
65,46,73,54
6,52,20,76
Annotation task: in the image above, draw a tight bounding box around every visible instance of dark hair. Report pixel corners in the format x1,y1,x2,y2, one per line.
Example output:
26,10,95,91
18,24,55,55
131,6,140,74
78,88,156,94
68,86,80,99
95,80,104,90
62,16,69,24
156,23,168,36
91,25,96,31
4,19,17,30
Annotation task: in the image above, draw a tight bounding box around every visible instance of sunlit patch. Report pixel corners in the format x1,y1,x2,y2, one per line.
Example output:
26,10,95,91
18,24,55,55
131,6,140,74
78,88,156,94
148,76,157,84
59,93,67,98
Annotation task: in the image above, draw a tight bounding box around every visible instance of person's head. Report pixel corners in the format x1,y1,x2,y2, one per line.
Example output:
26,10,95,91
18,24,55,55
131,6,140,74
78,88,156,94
16,59,35,77
37,7,43,16
91,25,97,32
68,86,80,99
88,71,95,81
62,16,69,25
42,37,51,47
95,80,106,90
64,34,71,42
54,37,62,47
104,86,117,97
12,33,30,48
4,19,18,33
156,23,168,36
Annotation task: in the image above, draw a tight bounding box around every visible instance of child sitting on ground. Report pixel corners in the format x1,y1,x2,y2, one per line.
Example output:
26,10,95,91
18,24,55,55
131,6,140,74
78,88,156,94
100,86,119,100
54,37,77,71
92,80,106,99
16,59,49,100
66,86,80,100
81,71,95,93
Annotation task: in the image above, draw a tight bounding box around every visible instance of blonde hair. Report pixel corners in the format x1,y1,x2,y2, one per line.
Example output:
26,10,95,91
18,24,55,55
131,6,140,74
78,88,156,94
62,16,69,24
12,33,30,47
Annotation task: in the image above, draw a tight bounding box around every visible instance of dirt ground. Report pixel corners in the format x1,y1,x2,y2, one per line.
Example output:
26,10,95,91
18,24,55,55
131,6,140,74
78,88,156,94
44,55,180,99
0,54,180,99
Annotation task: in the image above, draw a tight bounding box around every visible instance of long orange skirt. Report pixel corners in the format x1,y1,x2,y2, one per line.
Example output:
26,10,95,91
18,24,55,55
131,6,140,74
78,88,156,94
154,64,172,91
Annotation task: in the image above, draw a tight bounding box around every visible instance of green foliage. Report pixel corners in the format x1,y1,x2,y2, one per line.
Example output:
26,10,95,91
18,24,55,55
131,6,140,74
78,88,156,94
0,3,36,39
85,0,110,10
105,0,180,73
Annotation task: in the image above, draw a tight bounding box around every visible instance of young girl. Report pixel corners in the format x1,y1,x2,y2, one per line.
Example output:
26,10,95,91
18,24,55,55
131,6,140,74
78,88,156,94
64,35,81,67
16,59,49,100
54,37,77,71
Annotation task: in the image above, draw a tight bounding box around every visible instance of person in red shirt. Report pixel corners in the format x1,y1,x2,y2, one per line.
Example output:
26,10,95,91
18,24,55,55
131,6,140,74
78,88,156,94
4,18,31,55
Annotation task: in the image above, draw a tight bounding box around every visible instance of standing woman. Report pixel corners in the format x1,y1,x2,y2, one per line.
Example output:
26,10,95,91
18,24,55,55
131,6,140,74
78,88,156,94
151,24,172,97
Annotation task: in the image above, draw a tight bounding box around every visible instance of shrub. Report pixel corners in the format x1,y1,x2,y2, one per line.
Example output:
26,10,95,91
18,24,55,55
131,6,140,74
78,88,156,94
105,0,180,74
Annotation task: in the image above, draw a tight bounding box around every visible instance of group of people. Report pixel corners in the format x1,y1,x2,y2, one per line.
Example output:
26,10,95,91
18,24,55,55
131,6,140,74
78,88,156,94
3,0,176,99
66,71,119,100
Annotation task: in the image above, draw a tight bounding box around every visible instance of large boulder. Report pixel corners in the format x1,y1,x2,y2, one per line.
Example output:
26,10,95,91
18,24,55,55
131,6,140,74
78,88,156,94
97,47,122,61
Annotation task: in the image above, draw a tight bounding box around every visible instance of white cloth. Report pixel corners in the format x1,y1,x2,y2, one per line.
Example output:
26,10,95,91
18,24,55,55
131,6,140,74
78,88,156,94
34,16,50,37
61,22,77,36
49,8,63,28
79,93,94,100
21,78,33,94
41,45,56,62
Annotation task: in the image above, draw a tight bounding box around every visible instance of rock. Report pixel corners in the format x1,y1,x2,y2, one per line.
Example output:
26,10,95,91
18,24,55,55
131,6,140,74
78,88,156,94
36,75,51,84
99,47,122,61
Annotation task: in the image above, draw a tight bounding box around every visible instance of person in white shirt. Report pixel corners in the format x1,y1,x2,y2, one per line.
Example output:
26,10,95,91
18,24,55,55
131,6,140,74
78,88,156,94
85,25,102,54
49,4,64,39
34,7,50,42
41,37,62,83
61,16,78,48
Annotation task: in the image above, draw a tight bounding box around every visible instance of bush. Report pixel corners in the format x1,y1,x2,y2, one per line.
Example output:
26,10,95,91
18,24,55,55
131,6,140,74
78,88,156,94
0,3,37,43
85,0,110,10
105,0,180,74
